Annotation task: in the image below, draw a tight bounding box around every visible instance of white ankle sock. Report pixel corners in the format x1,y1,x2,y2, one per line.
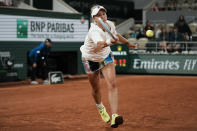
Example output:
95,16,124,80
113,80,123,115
96,102,105,110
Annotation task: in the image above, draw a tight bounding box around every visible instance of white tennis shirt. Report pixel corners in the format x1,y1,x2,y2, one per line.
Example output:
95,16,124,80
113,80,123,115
80,20,117,62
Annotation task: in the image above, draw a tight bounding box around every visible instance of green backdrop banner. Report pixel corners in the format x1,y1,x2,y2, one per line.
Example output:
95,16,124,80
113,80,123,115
111,44,197,75
111,44,130,73
130,54,197,75
0,7,88,81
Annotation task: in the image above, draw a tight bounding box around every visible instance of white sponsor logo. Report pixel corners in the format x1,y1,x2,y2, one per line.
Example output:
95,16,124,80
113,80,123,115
183,59,197,71
6,72,18,77
0,14,89,42
133,59,180,70
112,51,127,56
51,74,61,83
13,64,23,68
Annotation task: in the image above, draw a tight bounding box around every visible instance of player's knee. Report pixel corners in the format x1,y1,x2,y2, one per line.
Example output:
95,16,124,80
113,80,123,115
107,81,116,90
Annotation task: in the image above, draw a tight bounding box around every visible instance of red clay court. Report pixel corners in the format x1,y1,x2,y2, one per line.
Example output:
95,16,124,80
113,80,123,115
0,75,197,131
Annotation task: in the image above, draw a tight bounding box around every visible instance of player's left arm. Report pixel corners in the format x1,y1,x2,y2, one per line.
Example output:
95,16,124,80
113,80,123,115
116,33,136,48
109,21,136,48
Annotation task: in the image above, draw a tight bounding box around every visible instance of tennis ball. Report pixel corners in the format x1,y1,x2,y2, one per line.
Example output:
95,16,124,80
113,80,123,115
146,30,154,37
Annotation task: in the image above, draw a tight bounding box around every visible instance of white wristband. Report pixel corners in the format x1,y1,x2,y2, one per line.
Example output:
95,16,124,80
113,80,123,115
106,39,111,45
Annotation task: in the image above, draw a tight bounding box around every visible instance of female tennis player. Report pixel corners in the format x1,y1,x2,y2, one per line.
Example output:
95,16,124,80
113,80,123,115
80,5,136,128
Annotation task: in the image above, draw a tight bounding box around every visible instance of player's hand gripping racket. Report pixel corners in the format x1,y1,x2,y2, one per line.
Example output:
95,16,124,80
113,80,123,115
98,18,117,40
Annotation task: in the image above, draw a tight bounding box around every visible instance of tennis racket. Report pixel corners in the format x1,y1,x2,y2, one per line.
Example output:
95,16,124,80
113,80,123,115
98,18,117,40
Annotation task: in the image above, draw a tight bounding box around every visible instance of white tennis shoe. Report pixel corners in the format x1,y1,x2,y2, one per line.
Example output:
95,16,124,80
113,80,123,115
31,81,38,85
43,80,49,84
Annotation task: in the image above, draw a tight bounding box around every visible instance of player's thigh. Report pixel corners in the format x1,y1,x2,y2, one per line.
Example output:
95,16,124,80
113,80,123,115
101,63,116,88
88,71,101,90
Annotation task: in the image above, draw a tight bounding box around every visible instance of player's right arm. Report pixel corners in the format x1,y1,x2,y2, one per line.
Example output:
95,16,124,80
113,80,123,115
90,31,118,52
116,33,136,48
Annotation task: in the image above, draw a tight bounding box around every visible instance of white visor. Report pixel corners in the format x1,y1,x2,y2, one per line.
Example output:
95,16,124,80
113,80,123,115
91,5,107,18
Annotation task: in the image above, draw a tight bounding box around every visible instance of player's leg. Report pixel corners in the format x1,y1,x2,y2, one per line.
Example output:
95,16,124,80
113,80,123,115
88,71,101,104
101,63,123,128
88,71,110,123
101,63,117,114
